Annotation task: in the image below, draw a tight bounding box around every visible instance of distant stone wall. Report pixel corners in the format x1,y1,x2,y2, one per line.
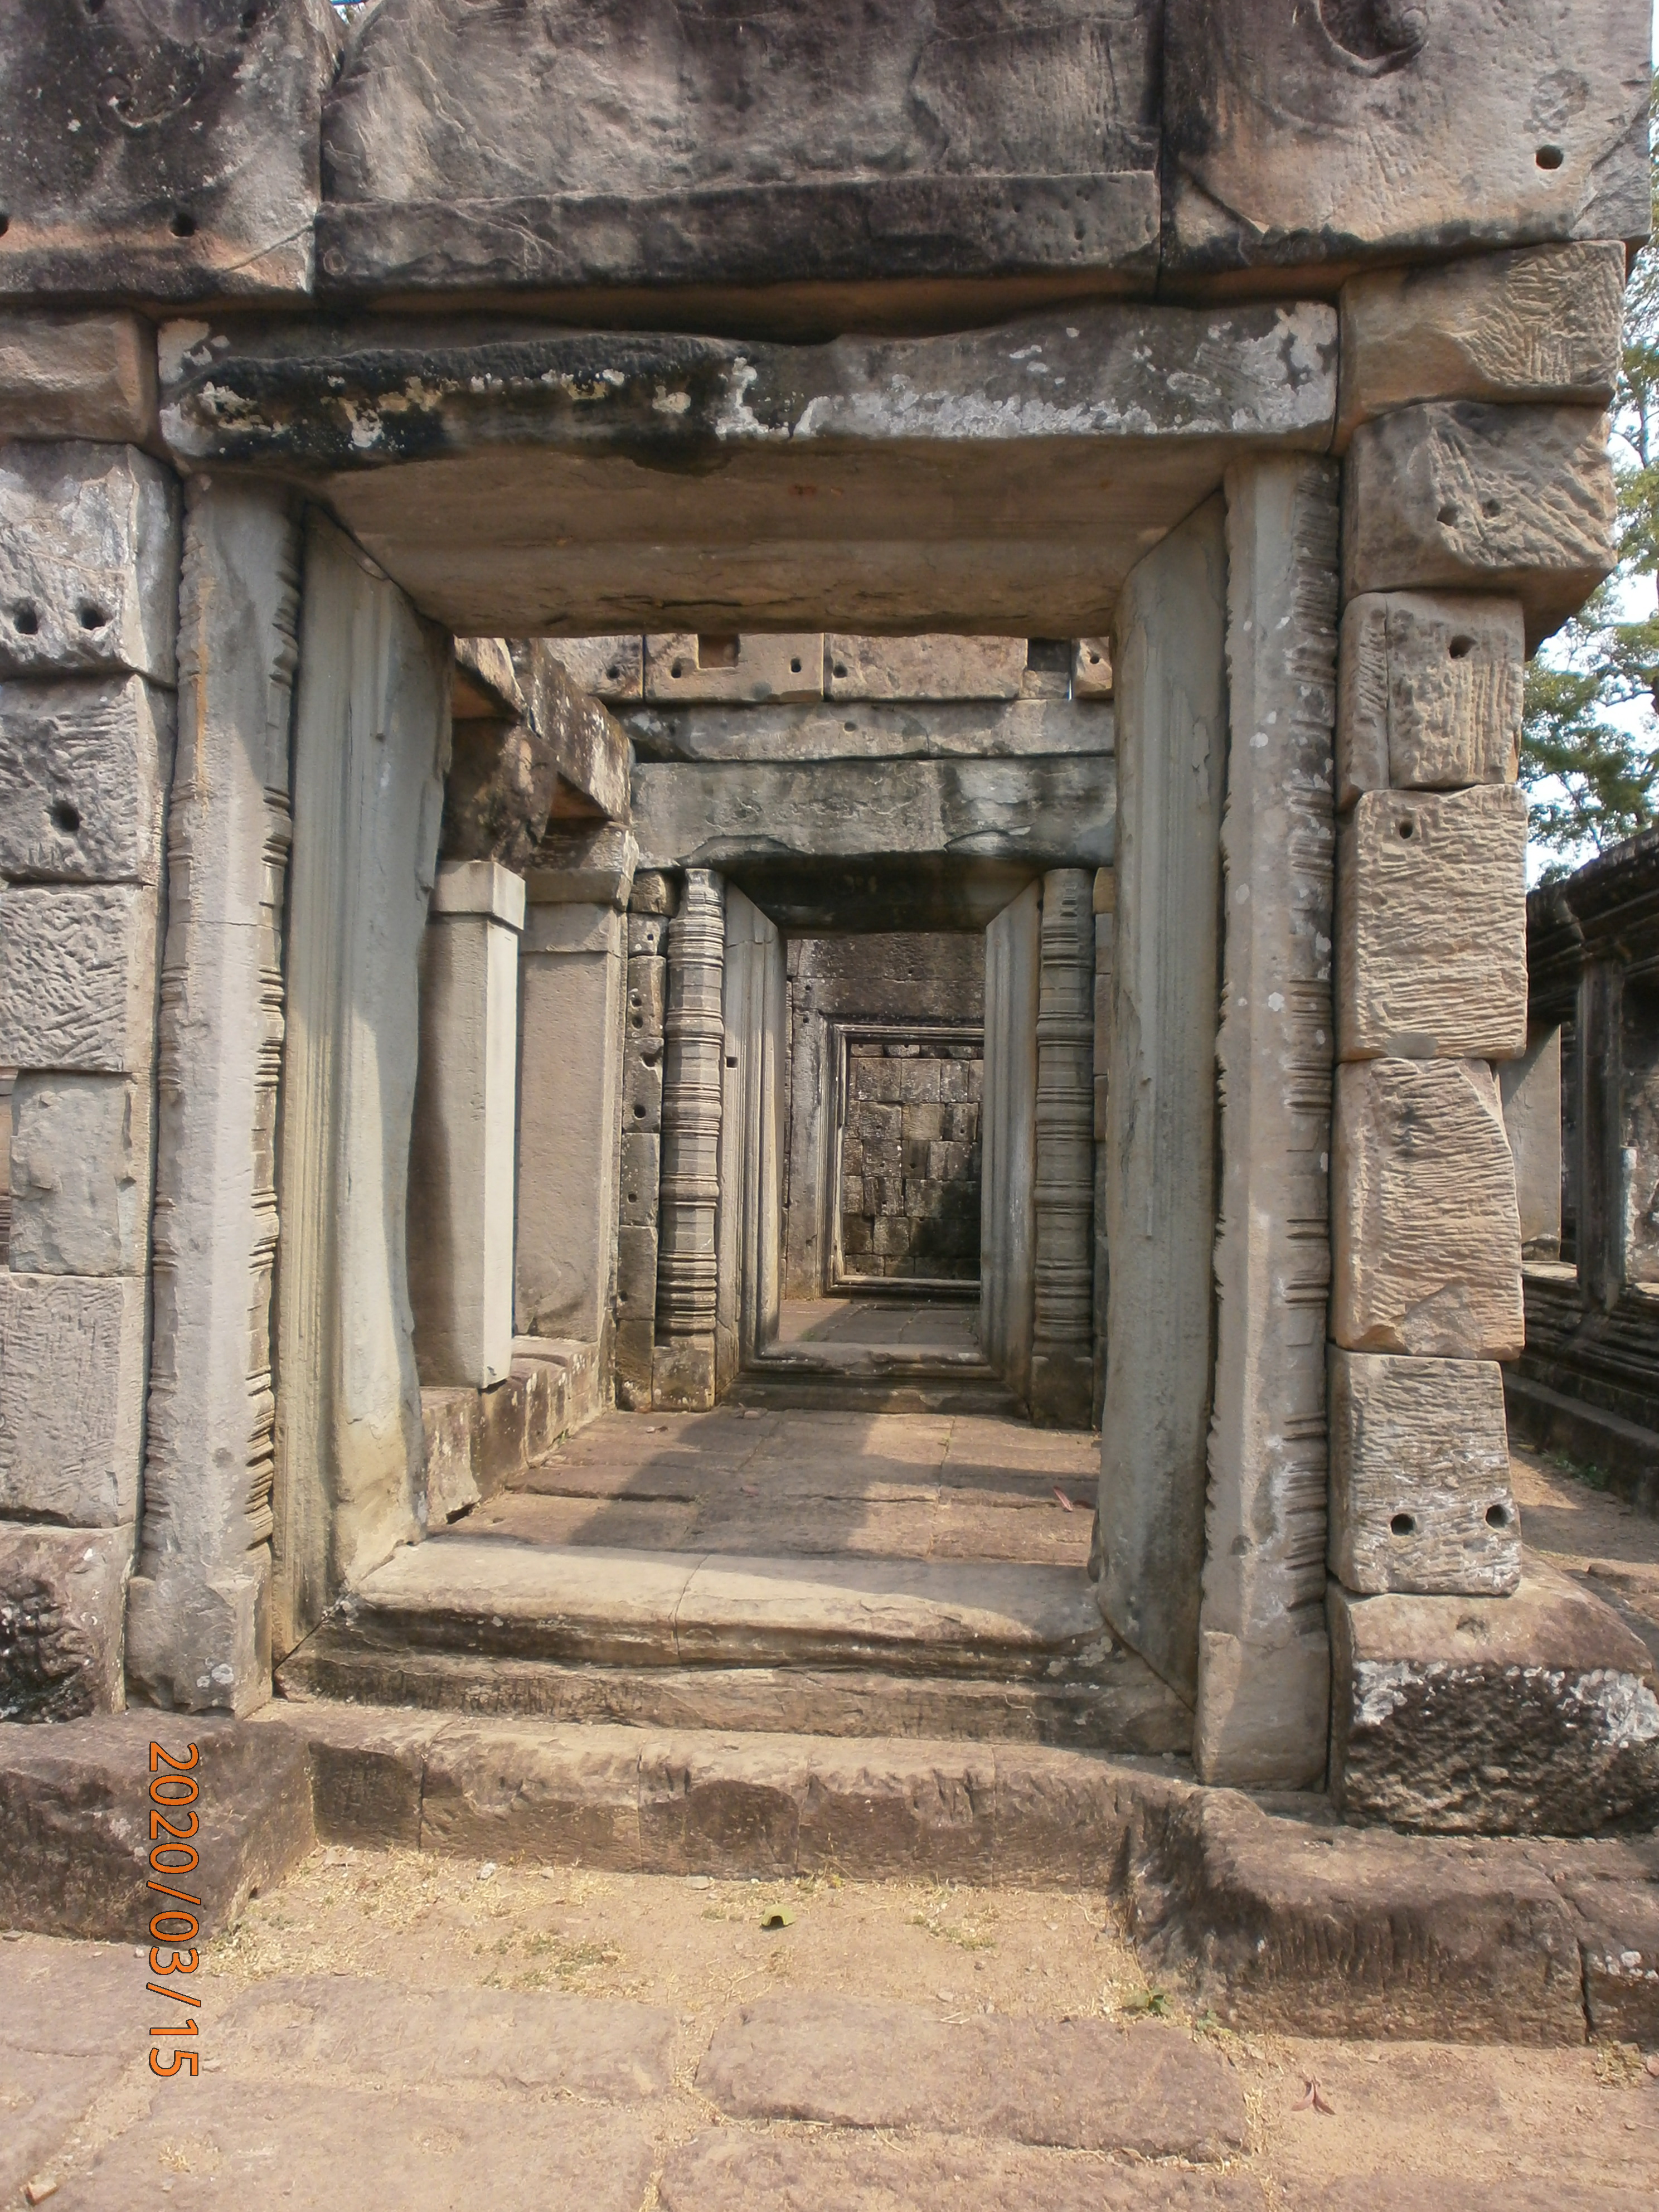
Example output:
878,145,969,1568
838,1037,983,1286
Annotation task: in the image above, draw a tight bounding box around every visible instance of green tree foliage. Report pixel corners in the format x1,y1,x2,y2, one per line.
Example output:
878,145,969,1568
1521,88,1659,872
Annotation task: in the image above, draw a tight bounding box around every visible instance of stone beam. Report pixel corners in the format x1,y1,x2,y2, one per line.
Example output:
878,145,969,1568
157,305,1336,637
630,755,1116,876
625,697,1114,766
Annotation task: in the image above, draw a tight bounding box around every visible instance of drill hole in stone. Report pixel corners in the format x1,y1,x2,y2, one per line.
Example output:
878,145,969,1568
1448,635,1474,659
51,799,81,835
77,601,109,630
1481,498,1502,517
170,208,197,239
1396,816,1415,840
1389,1512,1417,1537
670,659,686,680
1486,1503,1510,1528
1535,144,1564,171
13,601,38,635
833,663,848,679
0,215,9,240
790,657,802,673
697,633,739,670
1437,503,1459,526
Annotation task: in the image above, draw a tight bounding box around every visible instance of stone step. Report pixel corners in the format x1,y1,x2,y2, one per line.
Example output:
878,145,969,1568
277,1642,1191,1753
297,1540,1112,1677
276,1538,1182,1747
727,1364,1025,1415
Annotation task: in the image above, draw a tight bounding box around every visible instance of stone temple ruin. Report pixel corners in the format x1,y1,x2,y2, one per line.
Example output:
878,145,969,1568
1,0,1658,1939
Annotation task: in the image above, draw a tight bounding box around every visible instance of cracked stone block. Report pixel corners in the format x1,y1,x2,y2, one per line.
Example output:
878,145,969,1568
1336,591,1524,808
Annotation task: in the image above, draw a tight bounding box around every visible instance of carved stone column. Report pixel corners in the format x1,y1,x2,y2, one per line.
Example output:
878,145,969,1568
127,480,297,1714
1030,867,1096,1427
654,867,725,1410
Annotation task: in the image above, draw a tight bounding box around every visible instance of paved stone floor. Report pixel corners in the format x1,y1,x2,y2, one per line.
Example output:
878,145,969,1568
8,1847,1657,2209
1511,1445,1659,1663
477,1403,1098,1566
773,1295,983,1356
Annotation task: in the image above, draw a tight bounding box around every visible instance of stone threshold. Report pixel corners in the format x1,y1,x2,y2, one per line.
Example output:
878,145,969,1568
725,1369,1024,1415
5,1707,1654,2050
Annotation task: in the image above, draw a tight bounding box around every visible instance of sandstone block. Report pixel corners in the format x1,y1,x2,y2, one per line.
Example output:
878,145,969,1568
627,912,667,958
646,634,821,704
653,1338,715,1413
1336,591,1525,807
1332,1059,1524,1359
451,634,522,720
1337,242,1626,447
619,1133,661,1228
0,883,160,1074
626,957,667,1041
615,1225,659,1319
1328,1351,1520,1598
0,1273,147,1526
421,1388,480,1527
0,311,158,443
512,642,632,824
1336,784,1528,1061
1343,403,1614,649
624,1046,664,1135
1328,1565,1659,1834
0,1523,130,1722
548,636,643,701
1163,0,1650,276
613,1317,655,1409
0,0,341,302
824,635,1025,700
0,441,179,683
629,870,676,918
7,1074,151,1277
0,676,174,886
1073,638,1113,698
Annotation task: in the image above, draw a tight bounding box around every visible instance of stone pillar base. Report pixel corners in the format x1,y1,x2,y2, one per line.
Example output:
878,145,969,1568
1029,1347,1094,1429
1329,1566,1659,1835
653,1338,716,1412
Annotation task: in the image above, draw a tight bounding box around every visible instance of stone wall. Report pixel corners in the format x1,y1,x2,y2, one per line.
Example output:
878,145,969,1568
837,1037,983,1287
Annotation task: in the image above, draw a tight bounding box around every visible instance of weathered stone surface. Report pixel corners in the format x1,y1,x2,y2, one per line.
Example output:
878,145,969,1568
439,716,560,870
1336,784,1529,1061
0,1937,155,2207
1501,1022,1564,1251
317,0,1160,293
1132,1786,1592,2043
714,886,785,1385
627,693,1115,766
661,2129,1265,2212
824,634,1026,700
158,305,1336,638
1331,1059,1524,1359
420,1387,479,1527
1336,591,1525,807
0,676,173,885
0,0,340,301
1338,242,1626,447
646,633,821,704
1099,496,1226,1704
522,821,637,910
1329,1565,1659,1833
7,1074,151,1276
1328,1351,1520,1597
0,883,160,1073
514,641,632,822
0,1525,129,1721
273,513,450,1651
219,1973,675,2097
1075,636,1114,697
1343,403,1615,649
698,1993,1246,2159
66,2075,656,2212
409,862,523,1390
0,1713,314,1939
129,482,299,1720
452,633,521,720
1163,0,1651,278
516,900,626,1343
632,754,1115,874
0,1273,145,1525
1571,1876,1659,2048
1198,456,1339,1790
548,634,642,701
0,309,158,442
0,440,178,683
